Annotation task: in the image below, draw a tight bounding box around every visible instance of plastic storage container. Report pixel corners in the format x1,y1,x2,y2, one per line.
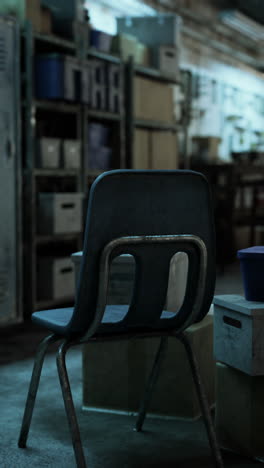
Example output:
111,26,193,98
35,54,89,102
237,246,264,301
35,55,64,100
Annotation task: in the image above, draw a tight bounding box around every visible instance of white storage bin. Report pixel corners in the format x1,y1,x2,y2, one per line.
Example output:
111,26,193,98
37,257,75,300
62,140,81,168
117,14,182,49
213,294,264,376
37,192,83,234
157,45,180,78
36,137,61,168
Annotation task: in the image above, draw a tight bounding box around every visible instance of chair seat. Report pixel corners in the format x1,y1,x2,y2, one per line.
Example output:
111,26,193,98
32,305,177,336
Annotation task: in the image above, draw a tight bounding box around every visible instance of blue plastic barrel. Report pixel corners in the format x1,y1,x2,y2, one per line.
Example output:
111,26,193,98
35,55,64,100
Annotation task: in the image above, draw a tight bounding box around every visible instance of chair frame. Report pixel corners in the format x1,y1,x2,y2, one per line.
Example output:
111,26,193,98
18,234,223,468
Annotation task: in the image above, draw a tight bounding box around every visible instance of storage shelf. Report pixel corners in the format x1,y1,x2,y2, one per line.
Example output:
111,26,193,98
34,32,75,51
36,234,81,245
87,109,122,121
36,296,75,311
88,48,121,64
135,65,181,84
86,170,103,178
34,100,80,113
135,119,178,131
34,169,80,177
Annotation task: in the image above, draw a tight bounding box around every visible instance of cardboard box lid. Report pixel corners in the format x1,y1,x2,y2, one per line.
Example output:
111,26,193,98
213,294,264,316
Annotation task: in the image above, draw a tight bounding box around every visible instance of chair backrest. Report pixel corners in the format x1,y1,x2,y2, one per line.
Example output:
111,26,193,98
68,170,216,336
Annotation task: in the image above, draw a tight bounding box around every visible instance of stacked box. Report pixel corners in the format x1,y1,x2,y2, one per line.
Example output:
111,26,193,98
111,33,138,61
37,257,75,300
82,316,214,418
37,192,83,234
133,130,178,170
134,77,174,122
216,362,264,460
36,138,61,168
154,45,180,78
214,294,264,459
133,130,150,170
117,14,182,68
192,136,221,163
62,140,81,169
150,131,178,170
40,6,52,34
87,123,112,170
90,29,113,52
71,251,214,419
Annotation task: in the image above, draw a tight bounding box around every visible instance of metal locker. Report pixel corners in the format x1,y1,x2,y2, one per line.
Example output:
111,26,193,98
0,17,22,325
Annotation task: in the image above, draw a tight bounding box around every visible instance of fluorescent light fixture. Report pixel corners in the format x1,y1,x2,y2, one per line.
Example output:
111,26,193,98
220,9,264,41
86,0,157,17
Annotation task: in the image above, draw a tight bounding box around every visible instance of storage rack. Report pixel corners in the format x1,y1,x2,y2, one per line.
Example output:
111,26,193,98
22,24,126,316
125,57,182,169
22,23,82,315
84,48,126,185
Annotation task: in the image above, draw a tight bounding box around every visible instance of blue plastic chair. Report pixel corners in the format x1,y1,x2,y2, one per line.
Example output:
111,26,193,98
18,170,223,467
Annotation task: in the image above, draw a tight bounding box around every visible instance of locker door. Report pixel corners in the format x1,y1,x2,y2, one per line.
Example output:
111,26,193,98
0,18,21,324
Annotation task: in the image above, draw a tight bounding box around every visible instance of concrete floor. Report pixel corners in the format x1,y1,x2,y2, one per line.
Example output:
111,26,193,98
0,261,262,467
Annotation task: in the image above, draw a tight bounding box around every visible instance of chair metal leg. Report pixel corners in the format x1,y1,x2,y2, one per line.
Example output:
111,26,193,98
179,332,224,468
18,333,58,448
56,340,86,468
135,336,168,432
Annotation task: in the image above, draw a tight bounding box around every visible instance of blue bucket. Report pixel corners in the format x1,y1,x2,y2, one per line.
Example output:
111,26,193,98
237,246,264,301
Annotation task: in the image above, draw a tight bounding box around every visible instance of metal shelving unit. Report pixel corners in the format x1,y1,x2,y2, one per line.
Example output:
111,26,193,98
135,119,179,131
84,50,126,182
21,26,184,317
22,24,83,315
88,48,121,64
134,64,181,85
22,27,126,316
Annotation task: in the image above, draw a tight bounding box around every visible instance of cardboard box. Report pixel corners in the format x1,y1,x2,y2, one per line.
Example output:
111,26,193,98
150,131,178,170
133,129,150,169
37,192,83,234
26,0,41,31
40,6,52,35
82,315,215,419
156,45,180,78
37,257,75,300
135,43,150,67
214,294,264,375
192,136,221,163
216,362,264,459
0,0,41,30
111,33,138,61
72,251,213,419
134,77,174,122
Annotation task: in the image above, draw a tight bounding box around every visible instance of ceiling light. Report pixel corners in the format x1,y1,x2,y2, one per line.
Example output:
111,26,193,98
86,0,157,17
220,9,264,41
